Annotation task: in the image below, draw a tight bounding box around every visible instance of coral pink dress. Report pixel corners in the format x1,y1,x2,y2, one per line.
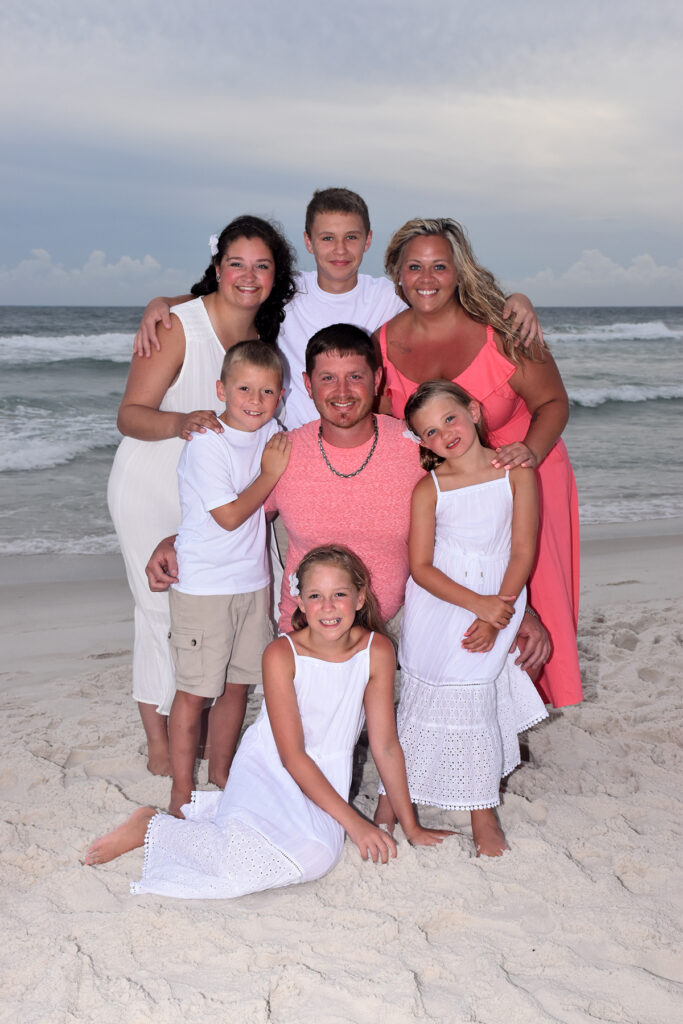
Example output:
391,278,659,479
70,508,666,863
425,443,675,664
378,323,582,709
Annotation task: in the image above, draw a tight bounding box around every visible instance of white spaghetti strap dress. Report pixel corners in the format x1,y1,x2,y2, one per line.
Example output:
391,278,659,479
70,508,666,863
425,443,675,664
131,632,375,899
392,471,547,811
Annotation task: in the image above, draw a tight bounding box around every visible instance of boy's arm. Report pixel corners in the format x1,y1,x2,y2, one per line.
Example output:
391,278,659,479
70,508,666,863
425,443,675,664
209,433,291,532
134,294,194,357
502,293,545,348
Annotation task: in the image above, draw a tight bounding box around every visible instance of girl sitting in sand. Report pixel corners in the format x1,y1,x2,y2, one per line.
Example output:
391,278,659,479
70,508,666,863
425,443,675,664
86,545,451,897
375,381,548,857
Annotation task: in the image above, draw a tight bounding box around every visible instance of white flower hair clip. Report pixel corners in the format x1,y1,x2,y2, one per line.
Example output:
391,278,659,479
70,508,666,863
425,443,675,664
288,572,300,597
402,426,422,445
209,234,219,257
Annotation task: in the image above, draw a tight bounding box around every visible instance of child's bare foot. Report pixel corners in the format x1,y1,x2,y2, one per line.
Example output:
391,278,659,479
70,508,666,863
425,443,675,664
471,808,509,857
84,807,156,865
373,794,397,834
168,784,191,819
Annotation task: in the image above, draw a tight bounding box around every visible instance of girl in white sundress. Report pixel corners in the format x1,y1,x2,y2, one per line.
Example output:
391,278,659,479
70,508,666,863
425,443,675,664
85,546,451,897
375,381,548,857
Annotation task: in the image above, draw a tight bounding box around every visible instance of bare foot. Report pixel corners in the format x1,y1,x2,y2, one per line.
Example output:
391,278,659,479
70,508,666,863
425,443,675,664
471,808,509,857
373,794,397,834
84,807,156,866
168,784,191,819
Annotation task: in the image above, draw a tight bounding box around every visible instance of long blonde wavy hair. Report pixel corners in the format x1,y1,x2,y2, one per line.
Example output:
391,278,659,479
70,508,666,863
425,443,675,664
384,217,541,364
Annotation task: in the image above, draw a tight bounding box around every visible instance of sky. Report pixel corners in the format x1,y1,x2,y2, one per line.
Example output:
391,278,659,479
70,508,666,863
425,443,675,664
1,0,681,306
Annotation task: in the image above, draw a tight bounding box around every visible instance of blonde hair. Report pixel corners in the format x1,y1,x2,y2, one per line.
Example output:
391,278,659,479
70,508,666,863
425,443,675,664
291,545,386,637
404,380,488,472
384,217,541,364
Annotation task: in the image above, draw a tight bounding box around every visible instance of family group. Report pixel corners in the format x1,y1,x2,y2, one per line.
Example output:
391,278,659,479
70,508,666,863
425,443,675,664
85,188,582,897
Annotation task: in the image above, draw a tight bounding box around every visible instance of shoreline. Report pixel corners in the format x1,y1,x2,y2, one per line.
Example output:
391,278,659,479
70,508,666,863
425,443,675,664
2,516,681,689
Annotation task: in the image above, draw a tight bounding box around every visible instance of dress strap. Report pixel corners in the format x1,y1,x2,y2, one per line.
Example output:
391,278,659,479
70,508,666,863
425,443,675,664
282,633,298,658
364,631,375,651
430,469,441,492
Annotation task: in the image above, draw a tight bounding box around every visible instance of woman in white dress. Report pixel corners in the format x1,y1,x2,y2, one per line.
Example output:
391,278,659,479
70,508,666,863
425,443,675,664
107,217,296,775
85,546,451,897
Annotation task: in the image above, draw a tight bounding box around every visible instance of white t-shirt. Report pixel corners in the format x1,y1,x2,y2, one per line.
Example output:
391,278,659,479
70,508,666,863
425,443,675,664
278,270,406,429
173,419,279,596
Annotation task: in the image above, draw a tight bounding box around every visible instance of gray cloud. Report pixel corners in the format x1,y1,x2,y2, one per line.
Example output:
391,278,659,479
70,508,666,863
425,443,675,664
1,0,681,304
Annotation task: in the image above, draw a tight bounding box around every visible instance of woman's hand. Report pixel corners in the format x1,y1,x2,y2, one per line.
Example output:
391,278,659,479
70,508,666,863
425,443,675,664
346,818,398,863
133,298,173,357
402,824,454,847
178,410,224,441
462,618,497,652
491,442,538,470
472,594,515,629
502,293,545,348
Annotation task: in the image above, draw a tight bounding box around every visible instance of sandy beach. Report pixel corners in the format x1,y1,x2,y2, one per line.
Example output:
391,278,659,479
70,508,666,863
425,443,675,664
1,520,681,1024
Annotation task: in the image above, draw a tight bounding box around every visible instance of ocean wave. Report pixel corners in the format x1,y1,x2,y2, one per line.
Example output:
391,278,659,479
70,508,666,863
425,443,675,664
548,320,683,343
569,384,683,408
0,532,121,556
0,407,119,471
578,496,682,525
0,332,133,365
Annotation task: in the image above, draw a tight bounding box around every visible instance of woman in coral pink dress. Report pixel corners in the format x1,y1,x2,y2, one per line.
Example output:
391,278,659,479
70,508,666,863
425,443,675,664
374,218,581,708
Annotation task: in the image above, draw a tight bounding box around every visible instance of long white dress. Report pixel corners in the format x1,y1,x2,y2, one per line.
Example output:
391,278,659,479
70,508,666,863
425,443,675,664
394,472,548,811
131,633,374,899
107,299,226,715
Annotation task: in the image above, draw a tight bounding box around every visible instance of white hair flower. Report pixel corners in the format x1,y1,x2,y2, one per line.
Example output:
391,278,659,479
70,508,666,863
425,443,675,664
209,234,219,257
288,572,300,597
402,426,421,445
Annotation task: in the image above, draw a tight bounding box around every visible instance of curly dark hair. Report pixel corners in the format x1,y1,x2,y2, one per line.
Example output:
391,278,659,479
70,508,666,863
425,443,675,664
190,215,297,346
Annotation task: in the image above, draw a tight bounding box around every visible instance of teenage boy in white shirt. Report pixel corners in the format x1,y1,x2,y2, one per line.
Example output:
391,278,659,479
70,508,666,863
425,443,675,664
132,188,540,428
167,341,290,817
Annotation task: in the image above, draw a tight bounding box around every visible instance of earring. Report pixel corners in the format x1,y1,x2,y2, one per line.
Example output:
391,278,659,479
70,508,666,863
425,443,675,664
216,272,221,282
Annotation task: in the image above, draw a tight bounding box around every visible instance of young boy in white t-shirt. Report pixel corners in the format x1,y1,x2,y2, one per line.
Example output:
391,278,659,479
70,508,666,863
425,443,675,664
168,341,290,817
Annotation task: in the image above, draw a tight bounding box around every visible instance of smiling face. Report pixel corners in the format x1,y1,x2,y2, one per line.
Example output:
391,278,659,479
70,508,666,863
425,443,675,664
399,235,459,313
216,361,283,432
303,349,381,430
215,236,275,310
410,393,482,462
303,212,372,294
296,563,365,640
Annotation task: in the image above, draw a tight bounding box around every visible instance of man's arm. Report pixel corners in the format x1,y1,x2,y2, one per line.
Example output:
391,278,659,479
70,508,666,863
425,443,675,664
145,535,178,591
512,610,551,676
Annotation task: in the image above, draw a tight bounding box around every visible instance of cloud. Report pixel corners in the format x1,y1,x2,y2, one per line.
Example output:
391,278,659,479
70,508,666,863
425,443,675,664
506,250,683,305
0,249,190,305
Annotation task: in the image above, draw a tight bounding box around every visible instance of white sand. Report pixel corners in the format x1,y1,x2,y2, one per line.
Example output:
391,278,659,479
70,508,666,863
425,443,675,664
1,522,682,1023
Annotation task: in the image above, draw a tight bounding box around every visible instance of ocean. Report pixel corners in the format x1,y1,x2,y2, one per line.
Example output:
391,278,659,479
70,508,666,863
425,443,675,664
1,305,682,556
